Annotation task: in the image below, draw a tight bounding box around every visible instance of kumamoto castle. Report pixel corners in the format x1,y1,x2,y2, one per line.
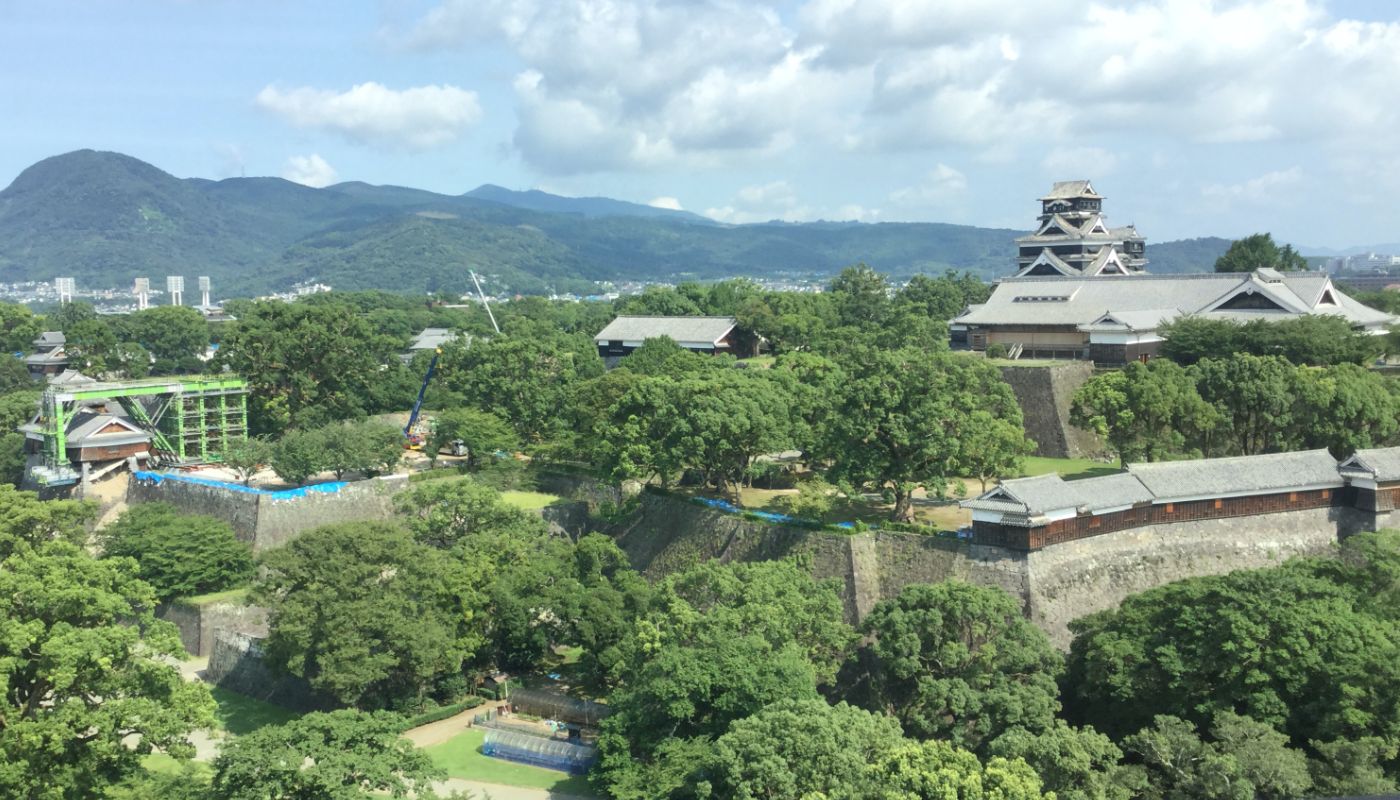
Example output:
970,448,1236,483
953,180,1393,364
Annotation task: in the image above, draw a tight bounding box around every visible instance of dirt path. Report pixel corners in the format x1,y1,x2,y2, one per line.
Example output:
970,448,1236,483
431,777,593,800
401,700,507,748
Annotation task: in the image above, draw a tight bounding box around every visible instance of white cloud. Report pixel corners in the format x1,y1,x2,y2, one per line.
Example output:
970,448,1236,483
1042,147,1118,178
281,154,339,188
256,82,481,150
1202,167,1304,204
647,196,683,210
385,0,1400,193
706,180,878,223
890,163,967,205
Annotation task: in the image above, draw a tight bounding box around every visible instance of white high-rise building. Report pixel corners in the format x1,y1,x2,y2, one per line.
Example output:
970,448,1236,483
134,277,150,310
55,277,75,304
198,276,211,307
166,275,184,306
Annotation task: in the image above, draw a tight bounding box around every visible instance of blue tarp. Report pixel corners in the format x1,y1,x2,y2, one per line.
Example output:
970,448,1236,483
132,470,349,500
691,495,826,527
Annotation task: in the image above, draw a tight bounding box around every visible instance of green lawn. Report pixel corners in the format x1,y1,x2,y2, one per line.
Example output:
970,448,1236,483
499,490,564,510
141,752,211,777
211,686,299,735
423,728,595,795
1018,456,1119,481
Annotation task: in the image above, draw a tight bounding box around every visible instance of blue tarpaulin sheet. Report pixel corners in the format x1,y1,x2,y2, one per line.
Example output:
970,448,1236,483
133,470,349,500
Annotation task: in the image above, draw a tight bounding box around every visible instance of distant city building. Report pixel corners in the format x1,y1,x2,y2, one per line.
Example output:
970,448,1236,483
1014,180,1146,277
954,269,1393,364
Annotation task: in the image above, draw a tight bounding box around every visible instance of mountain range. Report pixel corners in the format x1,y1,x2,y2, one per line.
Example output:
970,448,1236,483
0,150,1237,298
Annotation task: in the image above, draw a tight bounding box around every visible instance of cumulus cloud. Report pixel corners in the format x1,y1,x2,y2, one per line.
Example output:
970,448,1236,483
383,0,1400,187
256,82,481,150
1042,147,1118,178
1202,167,1304,204
281,154,339,188
890,164,968,206
647,196,683,210
706,180,878,223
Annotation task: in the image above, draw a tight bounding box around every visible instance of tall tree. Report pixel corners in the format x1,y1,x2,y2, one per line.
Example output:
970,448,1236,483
873,739,1052,800
858,582,1063,752
1121,713,1312,800
210,710,446,800
0,540,216,799
428,407,518,468
1071,359,1217,465
255,522,486,709
99,502,253,602
824,350,1028,521
1064,560,1400,745
1191,354,1299,455
1214,233,1308,273
124,305,209,365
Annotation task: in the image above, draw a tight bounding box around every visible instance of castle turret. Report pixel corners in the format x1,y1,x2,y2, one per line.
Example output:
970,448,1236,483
1014,180,1147,277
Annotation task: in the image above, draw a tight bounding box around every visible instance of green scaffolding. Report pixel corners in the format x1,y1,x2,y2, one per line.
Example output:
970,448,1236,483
35,376,249,479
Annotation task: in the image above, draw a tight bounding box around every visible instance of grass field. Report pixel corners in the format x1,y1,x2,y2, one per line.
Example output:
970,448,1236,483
141,752,212,777
500,490,564,510
210,687,299,735
1018,456,1119,481
423,728,596,795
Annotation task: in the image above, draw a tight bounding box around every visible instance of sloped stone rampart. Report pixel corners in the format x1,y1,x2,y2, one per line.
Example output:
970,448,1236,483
612,492,1373,647
998,363,1104,459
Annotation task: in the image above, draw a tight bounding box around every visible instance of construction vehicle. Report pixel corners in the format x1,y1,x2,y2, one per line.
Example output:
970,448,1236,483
403,349,440,450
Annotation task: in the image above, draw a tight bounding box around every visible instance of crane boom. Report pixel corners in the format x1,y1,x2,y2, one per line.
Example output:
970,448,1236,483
403,350,440,447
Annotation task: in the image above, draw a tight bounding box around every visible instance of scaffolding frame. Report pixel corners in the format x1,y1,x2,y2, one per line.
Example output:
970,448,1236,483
34,376,249,485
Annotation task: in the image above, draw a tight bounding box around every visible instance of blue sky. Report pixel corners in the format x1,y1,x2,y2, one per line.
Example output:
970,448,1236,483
3,0,1399,250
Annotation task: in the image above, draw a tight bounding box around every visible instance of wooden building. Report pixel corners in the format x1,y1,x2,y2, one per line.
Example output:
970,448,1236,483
1014,180,1146,277
593,316,754,360
24,331,68,378
962,449,1361,551
21,402,152,465
954,269,1394,364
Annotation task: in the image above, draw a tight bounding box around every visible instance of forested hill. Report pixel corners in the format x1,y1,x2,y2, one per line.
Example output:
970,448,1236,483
0,150,1230,296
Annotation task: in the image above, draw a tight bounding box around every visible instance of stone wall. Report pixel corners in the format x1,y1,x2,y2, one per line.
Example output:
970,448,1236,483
611,491,1385,648
535,469,641,511
1024,505,1363,647
998,363,1104,459
206,629,330,711
540,501,592,540
158,600,268,657
253,475,407,552
126,473,408,553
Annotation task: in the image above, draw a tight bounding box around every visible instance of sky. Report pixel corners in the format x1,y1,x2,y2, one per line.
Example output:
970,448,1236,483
3,0,1400,250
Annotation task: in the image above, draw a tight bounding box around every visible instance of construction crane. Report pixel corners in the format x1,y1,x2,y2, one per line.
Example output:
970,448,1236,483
403,349,440,450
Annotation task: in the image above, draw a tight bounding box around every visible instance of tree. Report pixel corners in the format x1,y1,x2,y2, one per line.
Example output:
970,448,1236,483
1160,316,1384,367
0,432,24,487
1214,233,1308,273
1288,362,1398,455
216,300,398,435
988,721,1134,800
695,699,907,800
616,336,715,377
210,710,445,800
548,533,653,694
0,483,95,559
1191,354,1299,455
394,479,547,552
1308,737,1399,798
63,317,118,374
1121,713,1312,800
99,502,253,603
0,354,31,394
436,327,603,443
0,540,215,799
320,420,403,479
1064,561,1400,745
859,581,1062,752
223,436,272,485
1071,358,1217,465
873,739,1052,800
959,409,1037,491
124,305,209,363
897,271,991,321
255,522,485,708
429,407,518,468
269,428,327,485
824,350,1028,521
829,263,892,328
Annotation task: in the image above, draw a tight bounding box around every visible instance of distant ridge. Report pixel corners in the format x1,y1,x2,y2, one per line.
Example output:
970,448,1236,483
463,183,712,223
0,149,1234,297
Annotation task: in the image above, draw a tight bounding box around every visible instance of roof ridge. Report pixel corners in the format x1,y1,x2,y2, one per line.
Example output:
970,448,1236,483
1128,448,1335,470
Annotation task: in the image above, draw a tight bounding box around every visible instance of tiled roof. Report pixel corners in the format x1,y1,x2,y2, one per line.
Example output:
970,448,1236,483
1339,447,1400,483
594,316,737,345
1127,449,1342,501
955,271,1394,330
408,328,460,350
1040,180,1101,200
964,472,1151,516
